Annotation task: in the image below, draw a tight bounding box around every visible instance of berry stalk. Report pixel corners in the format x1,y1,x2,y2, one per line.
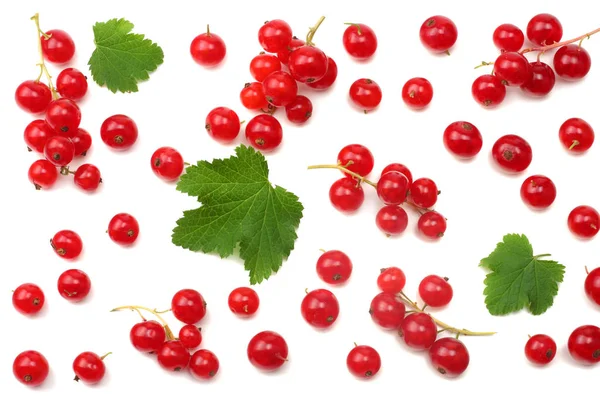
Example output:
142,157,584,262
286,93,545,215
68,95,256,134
520,26,600,54
31,13,58,99
73,352,111,382
306,16,326,46
111,305,175,340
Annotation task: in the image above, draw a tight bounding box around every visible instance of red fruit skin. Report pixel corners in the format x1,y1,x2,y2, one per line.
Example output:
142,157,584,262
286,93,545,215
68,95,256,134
44,136,75,167
337,144,375,177
377,171,410,205
346,345,381,378
521,62,555,96
41,29,75,63
247,331,288,371
527,14,563,46
409,178,438,208
245,114,283,151
349,78,382,111
418,211,447,239
559,118,595,153
307,57,338,90
205,107,240,142
520,175,556,209
258,20,293,53
377,267,406,294
525,334,557,365
73,352,106,384
376,205,409,235
443,121,482,158
130,320,166,353
288,46,328,83
402,77,433,109
369,292,406,329
74,164,102,192
157,340,190,371
71,128,92,156
585,267,600,306
429,338,470,377
419,15,458,52
151,147,184,181
472,74,506,108
100,114,138,150
567,325,600,365
568,206,600,238
491,134,532,173
329,178,364,213
418,275,453,307
28,159,58,190
262,71,298,107
493,23,524,52
228,287,260,316
108,213,140,245
285,95,313,124
13,350,49,387
12,283,45,315
15,81,52,114
172,289,207,324
494,52,532,86
56,68,88,100
381,164,413,185
250,53,281,82
316,250,353,285
45,98,82,136
57,269,91,302
399,313,438,350
179,325,202,349
51,230,83,259
240,82,269,111
553,45,591,80
189,349,219,379
277,37,305,65
24,120,55,153
301,289,340,328
190,31,226,67
343,23,378,60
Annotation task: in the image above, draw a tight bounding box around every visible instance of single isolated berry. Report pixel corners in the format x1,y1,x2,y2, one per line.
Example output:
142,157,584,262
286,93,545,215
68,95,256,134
585,267,600,306
13,350,49,387
24,119,54,153
429,338,470,377
381,163,413,185
526,14,563,46
419,15,458,53
369,292,406,330
73,352,109,384
559,118,594,153
401,77,433,109
349,78,382,112
74,164,102,192
100,114,138,150
399,313,438,351
567,325,600,365
15,81,52,114
376,205,408,236
258,20,293,53
553,45,591,80
524,334,557,365
157,340,190,371
45,98,82,136
316,250,353,285
57,269,91,302
247,330,289,371
189,349,219,380
306,57,338,90
250,52,282,82
568,206,600,239
342,23,378,60
108,213,140,245
51,229,83,259
130,320,166,353
409,178,438,208
377,267,406,294
491,134,532,173
190,25,226,67
493,23,524,52
521,61,556,96
301,289,340,328
444,121,484,157
285,95,313,124
329,178,364,213
172,288,207,324
346,345,381,378
418,275,453,307
228,287,260,317
44,136,75,167
494,52,532,86
56,68,88,100
418,211,447,239
245,114,283,151
179,325,203,349
520,175,556,209
41,29,75,63
28,159,58,190
12,283,45,316
338,144,375,177
151,147,184,181
205,107,240,143
471,75,506,108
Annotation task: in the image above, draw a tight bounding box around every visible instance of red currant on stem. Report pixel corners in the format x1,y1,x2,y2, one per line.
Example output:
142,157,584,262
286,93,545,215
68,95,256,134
56,68,88,100
399,313,438,350
277,37,304,65
258,20,293,53
377,267,406,294
349,78,382,113
228,287,260,316
44,136,75,167
24,120,54,153
28,159,58,190
419,275,453,307
288,16,328,83
46,98,82,136
381,163,412,185
172,288,207,324
409,178,438,209
401,77,433,109
493,52,531,86
69,164,102,192
51,229,82,259
306,57,338,90
73,352,111,384
527,14,563,47
493,24,524,52
190,349,219,379
41,28,75,64
108,213,140,245
316,250,353,285
262,71,298,107
418,211,447,239
559,118,594,153
250,52,281,82
377,171,410,205
190,25,226,67
112,305,176,345
12,283,45,316
158,340,191,371
301,288,340,328
329,177,364,213
346,344,381,378
337,144,374,177
343,23,377,60
285,95,313,124
429,337,470,377
585,266,600,306
179,325,202,349
471,74,506,108
71,128,92,156
13,350,49,387
101,114,138,150
57,269,91,302
419,16,458,54
15,81,52,114
247,331,288,371
151,147,184,181
376,205,409,236
524,334,556,365
369,292,406,330
520,62,555,97
240,82,269,111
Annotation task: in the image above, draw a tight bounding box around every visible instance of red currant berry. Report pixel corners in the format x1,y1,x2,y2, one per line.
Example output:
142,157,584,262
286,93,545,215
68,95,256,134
179,325,202,349
258,20,292,53
521,61,556,96
190,26,226,67
247,331,288,371
277,37,305,65
491,134,532,173
553,45,591,80
130,320,166,353
329,178,364,212
429,338,469,377
57,269,91,302
585,267,600,306
108,213,140,245
250,53,281,82
15,81,51,114
418,211,447,239
205,107,240,142
527,14,563,46
44,136,75,166
12,283,45,315
494,52,532,86
157,340,190,371
338,144,374,177
419,275,453,307
301,289,340,328
525,334,557,365
189,349,219,379
285,95,313,124
41,29,75,63
369,292,406,330
172,289,207,324
402,77,433,109
376,205,408,236
71,128,92,156
377,171,409,205
559,118,594,153
306,57,338,90
45,98,81,136
381,163,413,185
567,325,600,365
520,175,556,209
28,159,58,190
288,45,328,83
349,78,382,112
493,23,524,52
51,230,82,259
346,345,381,378
73,352,108,384
24,120,54,153
568,206,600,239
316,250,353,285
472,74,506,108
419,16,458,53
100,114,138,150
409,178,438,208
13,350,49,387
240,82,269,111
74,164,102,192
228,287,260,316
151,147,184,181
399,313,438,351
56,68,88,100
262,71,298,107
343,23,377,60
245,114,283,151
377,267,406,294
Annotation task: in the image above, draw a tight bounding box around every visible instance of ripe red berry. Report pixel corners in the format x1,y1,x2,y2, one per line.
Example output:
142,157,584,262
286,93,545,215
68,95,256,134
585,267,600,306
51,230,82,259
13,350,49,387
288,45,328,83
346,345,381,378
399,313,438,350
130,320,166,353
172,289,207,324
45,98,81,136
15,81,52,114
329,178,364,212
71,128,92,156
262,71,298,107
190,26,226,67
205,107,240,142
343,23,378,60
277,37,305,65
41,29,75,63
301,289,340,328
44,136,75,166
151,147,184,181
527,14,563,46
74,164,102,192
443,121,483,159
553,45,591,80
157,340,190,371
245,114,283,151
306,57,338,90
57,269,91,302
28,159,58,190
189,349,219,379
258,20,292,53
250,53,281,82
56,68,88,100
525,334,557,365
409,178,438,208
73,352,108,384
418,211,447,239
567,325,600,365
377,171,410,205
429,338,469,377
316,250,353,285
240,82,268,111
491,134,532,173
376,205,408,236
493,23,524,52
402,77,433,109
285,95,313,124
100,114,138,150
247,331,288,371
521,61,556,96
369,292,406,329
419,275,453,307
228,287,260,317
419,16,458,53
520,175,556,209
108,213,139,245
349,78,382,112
568,206,600,239
12,283,45,315
494,52,532,86
377,267,406,294
179,325,202,349
471,74,506,107
24,120,54,153
381,163,413,185
338,144,374,177
559,118,595,153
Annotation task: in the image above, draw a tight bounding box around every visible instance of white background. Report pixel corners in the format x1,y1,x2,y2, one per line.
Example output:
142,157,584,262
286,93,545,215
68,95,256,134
1,0,599,398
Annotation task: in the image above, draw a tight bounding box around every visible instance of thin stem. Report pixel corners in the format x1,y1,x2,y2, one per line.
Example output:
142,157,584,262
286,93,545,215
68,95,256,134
206,24,211,36
474,61,493,69
521,26,600,54
343,22,361,35
111,305,174,340
397,291,496,337
100,352,112,360
306,16,326,46
31,13,58,99
534,253,551,259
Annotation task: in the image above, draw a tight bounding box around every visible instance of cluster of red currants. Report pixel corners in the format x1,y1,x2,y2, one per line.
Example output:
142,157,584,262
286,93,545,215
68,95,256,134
472,13,599,107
